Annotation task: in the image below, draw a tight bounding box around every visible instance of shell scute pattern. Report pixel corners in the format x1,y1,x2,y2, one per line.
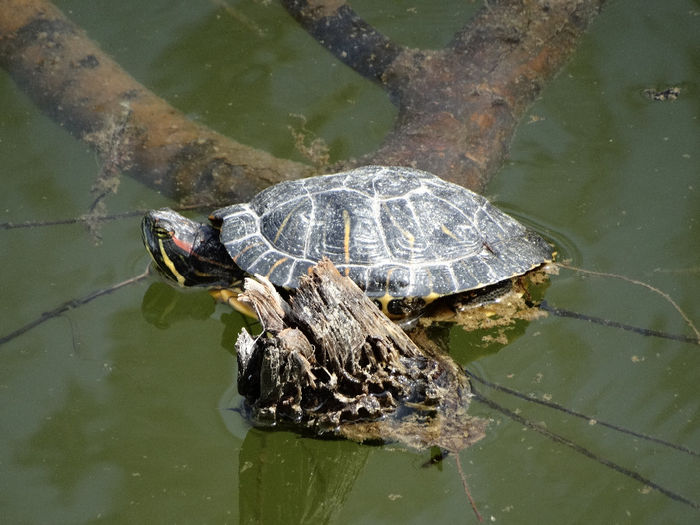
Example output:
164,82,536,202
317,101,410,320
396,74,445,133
372,169,423,196
214,166,552,298
379,199,421,261
305,191,378,262
259,197,312,258
423,265,459,297
215,204,258,239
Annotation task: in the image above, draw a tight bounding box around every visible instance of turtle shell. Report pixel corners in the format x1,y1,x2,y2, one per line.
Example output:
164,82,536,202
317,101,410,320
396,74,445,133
212,166,552,300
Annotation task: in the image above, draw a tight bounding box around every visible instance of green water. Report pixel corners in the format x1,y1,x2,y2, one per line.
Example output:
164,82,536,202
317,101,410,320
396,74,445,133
1,1,698,523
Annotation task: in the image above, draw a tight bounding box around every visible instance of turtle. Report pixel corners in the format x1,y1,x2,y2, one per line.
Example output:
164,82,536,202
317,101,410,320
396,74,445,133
141,165,553,317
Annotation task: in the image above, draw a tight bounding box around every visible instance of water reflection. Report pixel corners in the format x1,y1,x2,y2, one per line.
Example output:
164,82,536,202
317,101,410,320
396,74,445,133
238,430,368,524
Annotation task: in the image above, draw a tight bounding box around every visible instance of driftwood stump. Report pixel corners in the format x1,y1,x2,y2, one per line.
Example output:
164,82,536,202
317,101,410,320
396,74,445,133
235,259,486,451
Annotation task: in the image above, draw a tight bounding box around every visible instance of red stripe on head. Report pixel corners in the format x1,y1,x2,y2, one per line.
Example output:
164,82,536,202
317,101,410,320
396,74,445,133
172,236,194,254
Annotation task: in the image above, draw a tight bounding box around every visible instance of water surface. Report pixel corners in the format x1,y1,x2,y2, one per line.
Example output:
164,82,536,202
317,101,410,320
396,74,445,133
1,1,698,523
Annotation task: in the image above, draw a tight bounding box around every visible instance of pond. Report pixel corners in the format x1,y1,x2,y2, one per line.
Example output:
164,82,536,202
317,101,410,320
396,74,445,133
1,0,698,523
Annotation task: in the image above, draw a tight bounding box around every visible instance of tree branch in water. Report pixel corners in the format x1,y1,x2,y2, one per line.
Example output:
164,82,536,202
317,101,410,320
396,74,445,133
0,0,313,205
1,0,605,197
283,0,605,192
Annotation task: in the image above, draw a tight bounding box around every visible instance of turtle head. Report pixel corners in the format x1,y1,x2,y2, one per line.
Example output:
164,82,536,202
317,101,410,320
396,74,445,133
141,208,243,288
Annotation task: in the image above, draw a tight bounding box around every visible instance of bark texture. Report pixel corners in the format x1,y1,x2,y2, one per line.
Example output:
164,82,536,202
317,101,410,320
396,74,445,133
235,260,486,450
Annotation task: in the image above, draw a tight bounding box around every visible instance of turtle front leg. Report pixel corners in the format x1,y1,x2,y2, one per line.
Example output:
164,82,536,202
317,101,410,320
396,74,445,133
209,289,258,319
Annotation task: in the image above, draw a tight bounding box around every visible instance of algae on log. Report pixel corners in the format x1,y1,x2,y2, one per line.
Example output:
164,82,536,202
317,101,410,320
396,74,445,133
235,259,487,451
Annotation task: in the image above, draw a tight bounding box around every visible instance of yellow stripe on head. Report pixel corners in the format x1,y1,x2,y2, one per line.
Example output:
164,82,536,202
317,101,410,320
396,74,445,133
158,238,186,286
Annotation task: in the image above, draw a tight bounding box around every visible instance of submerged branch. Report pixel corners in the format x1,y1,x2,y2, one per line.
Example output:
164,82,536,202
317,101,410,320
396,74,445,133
0,268,150,347
472,388,699,510
0,0,606,199
367,0,607,191
278,0,606,192
280,0,403,83
540,301,700,345
556,262,700,341
466,369,700,457
0,0,313,205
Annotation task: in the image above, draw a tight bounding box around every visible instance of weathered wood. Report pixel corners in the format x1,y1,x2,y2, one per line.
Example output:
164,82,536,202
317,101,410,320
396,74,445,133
235,259,486,451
